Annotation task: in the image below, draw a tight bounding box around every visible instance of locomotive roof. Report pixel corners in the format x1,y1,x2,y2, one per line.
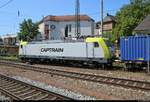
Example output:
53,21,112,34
29,39,85,44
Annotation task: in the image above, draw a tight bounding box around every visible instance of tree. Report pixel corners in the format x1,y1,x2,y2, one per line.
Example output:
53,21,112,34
18,19,39,42
112,0,150,42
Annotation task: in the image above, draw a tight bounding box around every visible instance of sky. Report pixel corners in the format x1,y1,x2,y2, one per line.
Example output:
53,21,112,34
0,0,130,36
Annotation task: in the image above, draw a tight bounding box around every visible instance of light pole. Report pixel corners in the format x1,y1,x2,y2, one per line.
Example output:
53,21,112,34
101,0,103,37
147,35,150,74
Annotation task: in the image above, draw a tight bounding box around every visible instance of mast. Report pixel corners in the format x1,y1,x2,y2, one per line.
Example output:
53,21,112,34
101,0,103,37
75,0,81,38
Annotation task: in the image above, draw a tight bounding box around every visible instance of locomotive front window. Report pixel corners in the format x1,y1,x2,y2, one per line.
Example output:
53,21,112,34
94,42,99,48
104,40,113,47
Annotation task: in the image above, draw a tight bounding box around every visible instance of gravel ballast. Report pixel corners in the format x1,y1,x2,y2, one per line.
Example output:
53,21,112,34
34,64,150,83
0,93,10,101
0,65,150,100
12,76,96,100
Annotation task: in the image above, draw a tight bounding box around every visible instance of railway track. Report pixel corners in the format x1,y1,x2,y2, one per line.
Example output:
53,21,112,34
0,61,150,92
0,74,72,101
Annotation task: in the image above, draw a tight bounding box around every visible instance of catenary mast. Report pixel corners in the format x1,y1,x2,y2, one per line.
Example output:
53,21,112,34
101,0,103,36
75,0,81,38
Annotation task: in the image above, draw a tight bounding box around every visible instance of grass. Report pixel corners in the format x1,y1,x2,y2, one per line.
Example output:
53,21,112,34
112,62,126,70
0,56,20,62
113,62,125,67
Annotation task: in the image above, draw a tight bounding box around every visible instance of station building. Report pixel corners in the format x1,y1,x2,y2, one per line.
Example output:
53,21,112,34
38,15,95,40
1,34,18,45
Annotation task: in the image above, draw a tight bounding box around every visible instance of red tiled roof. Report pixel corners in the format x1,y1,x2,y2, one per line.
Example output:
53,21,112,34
42,15,93,22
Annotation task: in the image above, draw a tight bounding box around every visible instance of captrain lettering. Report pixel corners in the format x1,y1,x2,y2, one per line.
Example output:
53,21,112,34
41,48,64,53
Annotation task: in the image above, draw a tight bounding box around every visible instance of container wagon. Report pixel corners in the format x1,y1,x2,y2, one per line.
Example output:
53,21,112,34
19,37,114,68
120,35,150,69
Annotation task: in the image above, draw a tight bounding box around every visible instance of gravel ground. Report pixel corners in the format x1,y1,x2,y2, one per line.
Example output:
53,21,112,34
0,65,150,100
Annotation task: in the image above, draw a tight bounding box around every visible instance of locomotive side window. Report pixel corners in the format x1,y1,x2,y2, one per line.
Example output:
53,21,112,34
94,42,99,48
21,45,23,48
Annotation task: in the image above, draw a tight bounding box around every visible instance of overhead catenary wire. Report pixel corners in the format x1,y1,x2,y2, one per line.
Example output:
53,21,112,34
86,9,118,15
0,0,14,8
0,0,118,35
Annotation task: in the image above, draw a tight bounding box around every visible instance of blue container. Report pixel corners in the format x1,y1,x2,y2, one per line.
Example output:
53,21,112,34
120,35,150,62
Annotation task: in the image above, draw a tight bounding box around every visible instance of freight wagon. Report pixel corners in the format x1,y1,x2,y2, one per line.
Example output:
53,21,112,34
19,37,114,67
120,35,150,69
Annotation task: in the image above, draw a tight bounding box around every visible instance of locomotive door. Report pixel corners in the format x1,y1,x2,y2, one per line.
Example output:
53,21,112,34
21,45,26,56
86,43,94,58
93,42,100,58
94,42,103,58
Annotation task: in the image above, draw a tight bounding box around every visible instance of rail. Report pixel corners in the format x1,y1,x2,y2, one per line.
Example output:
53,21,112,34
0,73,72,100
0,61,150,92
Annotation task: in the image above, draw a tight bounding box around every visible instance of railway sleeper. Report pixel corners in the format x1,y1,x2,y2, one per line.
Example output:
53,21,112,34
18,90,36,97
35,94,49,100
24,92,42,100
5,84,22,90
9,86,26,92
13,88,31,95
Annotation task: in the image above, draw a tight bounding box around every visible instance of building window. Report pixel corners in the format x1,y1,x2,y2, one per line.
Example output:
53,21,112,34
65,25,69,37
50,25,56,30
44,24,49,40
69,24,72,32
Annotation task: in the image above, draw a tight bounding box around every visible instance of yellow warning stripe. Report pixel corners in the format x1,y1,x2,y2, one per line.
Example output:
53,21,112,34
86,37,111,59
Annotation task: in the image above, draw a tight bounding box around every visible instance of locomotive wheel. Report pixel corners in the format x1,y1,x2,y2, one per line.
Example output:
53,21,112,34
101,64,106,69
106,63,113,68
126,63,135,71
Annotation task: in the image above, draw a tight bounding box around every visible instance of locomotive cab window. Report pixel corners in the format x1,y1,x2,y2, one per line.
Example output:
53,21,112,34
94,42,99,48
104,40,113,47
21,45,23,48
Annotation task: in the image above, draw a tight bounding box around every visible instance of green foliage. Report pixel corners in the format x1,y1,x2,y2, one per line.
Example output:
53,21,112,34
0,56,19,62
113,0,150,42
0,48,7,55
103,31,113,42
18,19,39,42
